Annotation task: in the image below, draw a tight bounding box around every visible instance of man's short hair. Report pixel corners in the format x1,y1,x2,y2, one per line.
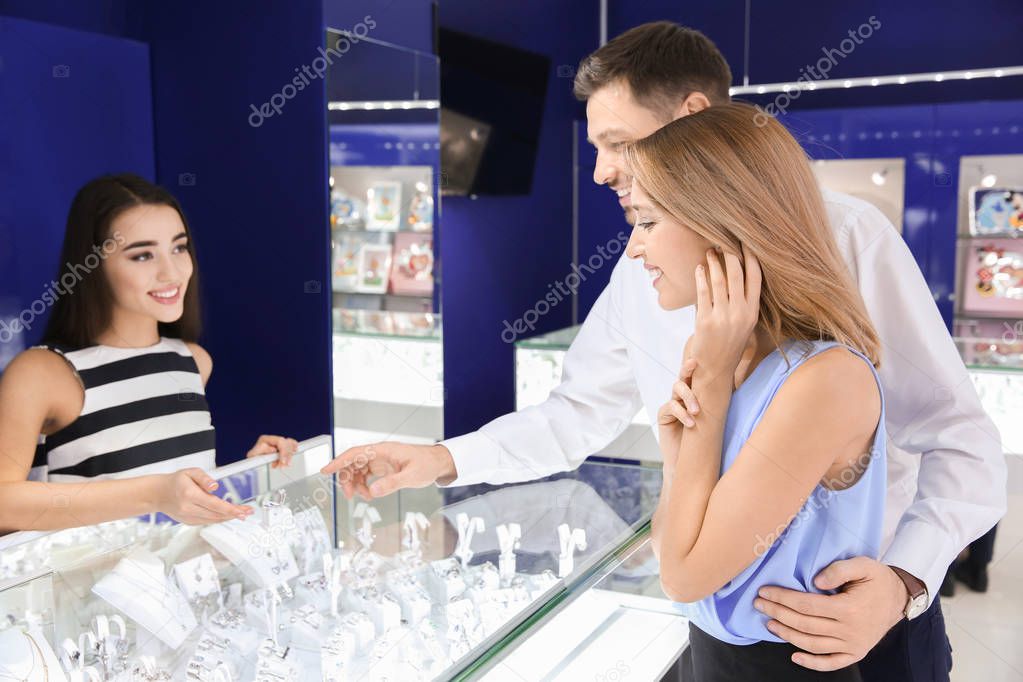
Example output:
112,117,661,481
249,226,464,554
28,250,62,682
574,21,732,119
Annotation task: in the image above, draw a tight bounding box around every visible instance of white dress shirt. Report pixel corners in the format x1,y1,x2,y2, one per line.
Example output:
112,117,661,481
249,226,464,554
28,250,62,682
442,189,1007,605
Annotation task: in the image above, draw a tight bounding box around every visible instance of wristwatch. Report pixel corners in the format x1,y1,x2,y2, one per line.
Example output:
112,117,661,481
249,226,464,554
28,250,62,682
890,565,928,620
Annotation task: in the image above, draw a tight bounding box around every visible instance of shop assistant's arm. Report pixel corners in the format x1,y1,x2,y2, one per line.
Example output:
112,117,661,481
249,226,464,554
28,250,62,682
0,349,252,532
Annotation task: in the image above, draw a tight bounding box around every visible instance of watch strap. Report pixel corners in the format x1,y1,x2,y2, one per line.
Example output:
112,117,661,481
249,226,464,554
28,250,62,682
890,565,928,618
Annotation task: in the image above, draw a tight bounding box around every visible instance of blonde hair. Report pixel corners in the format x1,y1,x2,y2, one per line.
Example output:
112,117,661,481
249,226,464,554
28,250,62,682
623,103,880,366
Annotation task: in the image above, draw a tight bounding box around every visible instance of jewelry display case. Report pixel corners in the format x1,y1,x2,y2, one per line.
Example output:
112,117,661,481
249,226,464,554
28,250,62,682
514,326,660,462
953,336,1023,455
331,309,443,449
0,437,682,681
326,29,445,457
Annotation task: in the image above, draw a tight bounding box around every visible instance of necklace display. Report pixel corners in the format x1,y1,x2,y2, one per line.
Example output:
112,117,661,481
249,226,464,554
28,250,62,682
0,631,48,682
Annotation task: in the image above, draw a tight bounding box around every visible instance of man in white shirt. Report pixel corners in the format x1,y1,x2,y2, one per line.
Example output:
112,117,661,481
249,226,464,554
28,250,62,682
323,21,1005,680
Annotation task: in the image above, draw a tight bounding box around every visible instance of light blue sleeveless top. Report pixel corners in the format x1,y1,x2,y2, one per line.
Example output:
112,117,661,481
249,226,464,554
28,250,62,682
686,339,886,645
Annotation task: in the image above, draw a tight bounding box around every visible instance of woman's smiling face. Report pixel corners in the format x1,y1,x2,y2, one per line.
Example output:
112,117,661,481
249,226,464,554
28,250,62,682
625,181,715,310
103,203,194,326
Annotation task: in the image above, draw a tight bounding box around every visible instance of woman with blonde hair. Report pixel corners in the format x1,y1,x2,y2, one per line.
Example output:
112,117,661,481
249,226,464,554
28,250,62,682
624,102,884,681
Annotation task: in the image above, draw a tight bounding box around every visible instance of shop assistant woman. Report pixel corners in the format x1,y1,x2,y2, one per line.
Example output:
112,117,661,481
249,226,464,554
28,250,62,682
0,174,298,532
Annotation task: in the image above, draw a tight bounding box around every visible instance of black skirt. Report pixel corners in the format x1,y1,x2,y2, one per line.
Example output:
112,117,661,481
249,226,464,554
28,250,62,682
687,622,863,682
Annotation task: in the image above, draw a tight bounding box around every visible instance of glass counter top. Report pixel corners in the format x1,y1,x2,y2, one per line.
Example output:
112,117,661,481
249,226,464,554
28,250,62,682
514,326,1023,376
513,325,581,351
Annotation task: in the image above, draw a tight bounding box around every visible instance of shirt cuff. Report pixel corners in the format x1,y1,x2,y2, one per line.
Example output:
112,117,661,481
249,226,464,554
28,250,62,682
881,519,958,609
438,431,499,488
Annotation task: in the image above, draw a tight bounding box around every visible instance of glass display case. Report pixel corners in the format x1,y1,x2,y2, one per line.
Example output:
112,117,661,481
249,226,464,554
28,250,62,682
326,28,444,453
514,326,660,462
0,438,682,681
332,309,444,449
952,154,1023,455
953,336,1023,455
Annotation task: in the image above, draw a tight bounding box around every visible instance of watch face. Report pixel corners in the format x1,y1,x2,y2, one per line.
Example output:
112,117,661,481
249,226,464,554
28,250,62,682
907,594,928,619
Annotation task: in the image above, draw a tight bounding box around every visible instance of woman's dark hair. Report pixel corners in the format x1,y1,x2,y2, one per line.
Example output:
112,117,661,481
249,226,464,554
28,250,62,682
41,174,202,349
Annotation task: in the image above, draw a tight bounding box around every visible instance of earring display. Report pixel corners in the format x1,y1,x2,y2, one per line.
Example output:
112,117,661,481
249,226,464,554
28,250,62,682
496,523,522,583
557,524,588,578
453,514,485,569
173,554,222,620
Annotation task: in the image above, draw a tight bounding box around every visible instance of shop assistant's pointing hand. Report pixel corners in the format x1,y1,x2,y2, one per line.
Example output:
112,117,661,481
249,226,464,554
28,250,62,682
246,434,299,468
320,441,456,500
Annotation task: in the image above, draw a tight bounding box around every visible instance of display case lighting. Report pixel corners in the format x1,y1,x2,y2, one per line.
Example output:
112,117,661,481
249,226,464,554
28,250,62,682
729,65,1023,96
329,99,441,111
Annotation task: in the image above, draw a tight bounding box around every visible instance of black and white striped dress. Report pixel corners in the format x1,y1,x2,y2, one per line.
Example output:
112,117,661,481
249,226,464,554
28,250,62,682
30,337,216,482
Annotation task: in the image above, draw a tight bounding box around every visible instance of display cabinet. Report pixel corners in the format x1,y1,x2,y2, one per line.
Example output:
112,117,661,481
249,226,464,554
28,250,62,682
332,309,444,449
953,336,1023,455
326,27,445,456
0,437,681,681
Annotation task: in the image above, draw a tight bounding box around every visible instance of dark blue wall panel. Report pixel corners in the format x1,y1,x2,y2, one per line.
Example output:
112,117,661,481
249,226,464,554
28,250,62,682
138,1,331,463
0,16,154,362
438,0,598,437
608,0,1023,92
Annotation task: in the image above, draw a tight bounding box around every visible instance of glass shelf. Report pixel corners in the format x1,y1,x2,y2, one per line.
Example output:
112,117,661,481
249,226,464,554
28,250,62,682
514,325,582,351
333,309,442,341
954,337,1023,373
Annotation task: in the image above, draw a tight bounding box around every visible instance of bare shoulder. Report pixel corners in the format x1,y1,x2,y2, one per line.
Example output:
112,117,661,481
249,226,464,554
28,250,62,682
184,342,213,384
0,348,83,429
3,348,80,388
782,346,881,437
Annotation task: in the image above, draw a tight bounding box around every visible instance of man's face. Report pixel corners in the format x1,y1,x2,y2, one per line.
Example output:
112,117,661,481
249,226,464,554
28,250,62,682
585,80,671,215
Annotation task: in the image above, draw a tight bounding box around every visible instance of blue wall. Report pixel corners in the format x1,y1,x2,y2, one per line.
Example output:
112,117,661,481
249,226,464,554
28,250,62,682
0,16,154,359
140,2,331,463
438,0,598,437
0,2,332,464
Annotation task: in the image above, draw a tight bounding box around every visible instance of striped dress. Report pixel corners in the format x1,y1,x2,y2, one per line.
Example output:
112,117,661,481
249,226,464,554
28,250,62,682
30,337,216,482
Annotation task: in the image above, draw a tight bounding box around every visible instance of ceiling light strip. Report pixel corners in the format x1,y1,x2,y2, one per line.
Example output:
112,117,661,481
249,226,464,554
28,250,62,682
328,99,440,111
729,65,1023,96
